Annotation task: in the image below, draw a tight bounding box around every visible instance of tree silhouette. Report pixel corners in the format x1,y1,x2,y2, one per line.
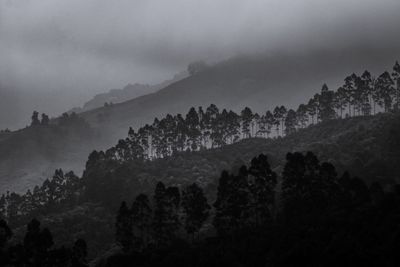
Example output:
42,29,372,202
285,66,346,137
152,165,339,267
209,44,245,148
226,110,241,143
0,218,90,266
279,106,288,135
213,171,232,236
182,183,210,240
71,238,88,267
115,201,133,252
296,104,308,128
376,71,395,112
353,74,365,115
0,219,12,266
281,152,319,220
165,186,181,234
318,84,336,121
360,71,373,115
41,113,50,125
343,74,357,116
186,107,201,150
31,111,40,126
205,104,219,147
213,167,250,236
131,194,152,249
23,218,54,265
247,154,277,226
284,109,297,135
392,61,400,110
264,110,274,137
152,182,179,247
0,219,12,249
273,106,282,136
241,107,253,138
335,87,347,118
307,97,318,124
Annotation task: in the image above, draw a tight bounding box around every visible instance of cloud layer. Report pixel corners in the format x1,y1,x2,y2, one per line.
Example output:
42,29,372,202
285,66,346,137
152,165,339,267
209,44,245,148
1,0,400,128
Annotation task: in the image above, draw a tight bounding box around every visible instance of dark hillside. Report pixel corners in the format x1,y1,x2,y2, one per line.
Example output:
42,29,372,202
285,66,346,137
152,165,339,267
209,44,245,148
1,54,397,195
2,113,400,259
83,112,400,209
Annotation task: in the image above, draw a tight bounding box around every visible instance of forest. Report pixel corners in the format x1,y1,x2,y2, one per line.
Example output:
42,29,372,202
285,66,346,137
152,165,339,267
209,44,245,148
0,62,399,266
92,61,400,159
1,152,400,266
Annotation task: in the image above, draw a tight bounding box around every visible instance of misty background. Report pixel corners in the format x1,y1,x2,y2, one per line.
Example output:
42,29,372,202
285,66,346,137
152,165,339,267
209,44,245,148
1,0,400,130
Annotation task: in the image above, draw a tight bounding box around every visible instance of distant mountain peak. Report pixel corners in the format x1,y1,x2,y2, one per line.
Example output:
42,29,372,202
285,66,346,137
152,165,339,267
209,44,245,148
75,71,188,113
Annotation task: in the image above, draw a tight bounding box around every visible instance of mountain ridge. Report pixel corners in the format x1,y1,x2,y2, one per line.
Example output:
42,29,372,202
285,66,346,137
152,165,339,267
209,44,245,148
0,51,398,192
70,71,188,113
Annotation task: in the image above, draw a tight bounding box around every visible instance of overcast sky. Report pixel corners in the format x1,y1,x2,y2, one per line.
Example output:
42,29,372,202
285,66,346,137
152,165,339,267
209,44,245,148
1,0,400,129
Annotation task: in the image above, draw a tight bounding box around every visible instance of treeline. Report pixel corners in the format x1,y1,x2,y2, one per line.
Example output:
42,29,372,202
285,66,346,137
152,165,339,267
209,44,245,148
0,170,83,226
107,152,400,266
0,218,88,266
30,111,50,126
0,113,93,226
2,152,400,266
3,62,399,229
112,154,275,251
114,181,210,252
29,111,92,134
0,129,11,134
103,62,400,160
0,62,399,265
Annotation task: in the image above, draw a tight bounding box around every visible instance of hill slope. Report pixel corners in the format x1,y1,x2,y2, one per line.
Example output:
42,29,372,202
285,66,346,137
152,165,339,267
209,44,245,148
73,71,188,113
1,51,396,192
80,51,388,144
81,112,400,209
0,115,97,193
6,113,400,258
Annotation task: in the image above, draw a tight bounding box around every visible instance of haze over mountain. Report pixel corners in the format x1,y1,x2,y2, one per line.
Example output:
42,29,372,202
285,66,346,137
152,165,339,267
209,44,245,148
0,52,398,194
0,0,400,194
79,49,399,144
72,71,188,113
1,0,400,129
2,2,400,265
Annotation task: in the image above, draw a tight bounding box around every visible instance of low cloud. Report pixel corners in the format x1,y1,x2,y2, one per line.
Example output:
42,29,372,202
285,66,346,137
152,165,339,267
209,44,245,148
1,0,400,128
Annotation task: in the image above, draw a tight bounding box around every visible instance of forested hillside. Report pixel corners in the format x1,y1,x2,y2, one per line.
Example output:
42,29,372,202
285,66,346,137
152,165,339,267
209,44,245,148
0,58,399,265
0,113,96,193
68,111,400,209
0,56,398,194
2,149,400,266
80,53,396,143
1,108,400,261
3,0,400,265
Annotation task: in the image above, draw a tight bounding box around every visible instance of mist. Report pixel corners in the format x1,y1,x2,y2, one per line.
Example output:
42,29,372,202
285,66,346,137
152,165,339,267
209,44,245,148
1,0,400,129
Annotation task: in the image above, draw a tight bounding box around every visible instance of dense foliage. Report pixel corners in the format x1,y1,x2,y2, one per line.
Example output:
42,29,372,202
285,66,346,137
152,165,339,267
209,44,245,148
0,218,88,266
100,152,400,266
0,62,400,265
0,170,83,227
2,151,399,266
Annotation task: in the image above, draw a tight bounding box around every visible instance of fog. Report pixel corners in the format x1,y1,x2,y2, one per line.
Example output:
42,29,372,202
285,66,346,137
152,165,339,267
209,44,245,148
1,0,400,129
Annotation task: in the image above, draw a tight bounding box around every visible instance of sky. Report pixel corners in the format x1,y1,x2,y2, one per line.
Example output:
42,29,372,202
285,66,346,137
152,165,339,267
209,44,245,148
1,0,400,129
